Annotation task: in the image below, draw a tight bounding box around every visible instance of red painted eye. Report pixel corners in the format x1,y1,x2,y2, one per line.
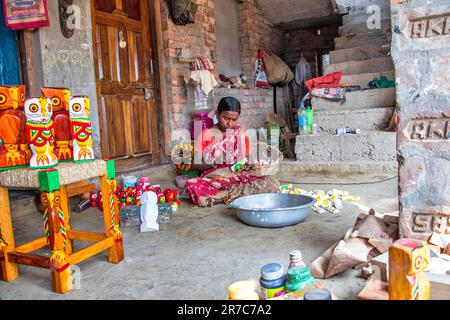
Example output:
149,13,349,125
414,256,423,270
0,94,7,104
29,104,39,113
52,97,61,106
20,92,26,103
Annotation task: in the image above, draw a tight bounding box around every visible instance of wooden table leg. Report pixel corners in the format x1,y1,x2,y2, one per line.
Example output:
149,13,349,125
60,186,73,256
100,160,124,264
0,186,19,282
39,170,73,294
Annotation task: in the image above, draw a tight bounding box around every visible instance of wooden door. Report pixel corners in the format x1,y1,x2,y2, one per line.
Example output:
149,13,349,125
92,0,159,172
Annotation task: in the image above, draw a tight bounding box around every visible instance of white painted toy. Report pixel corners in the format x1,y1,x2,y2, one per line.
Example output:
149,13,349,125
140,191,159,232
69,96,94,163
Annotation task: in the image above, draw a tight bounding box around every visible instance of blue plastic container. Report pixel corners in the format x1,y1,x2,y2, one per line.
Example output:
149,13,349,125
259,263,286,299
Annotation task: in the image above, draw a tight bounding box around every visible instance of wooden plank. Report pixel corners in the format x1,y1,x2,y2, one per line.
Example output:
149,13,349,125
0,186,19,281
66,180,96,198
15,237,47,254
20,30,39,97
68,237,114,266
68,230,107,243
8,252,50,269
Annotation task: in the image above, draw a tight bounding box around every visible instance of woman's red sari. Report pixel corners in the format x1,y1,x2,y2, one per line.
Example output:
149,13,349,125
184,126,279,207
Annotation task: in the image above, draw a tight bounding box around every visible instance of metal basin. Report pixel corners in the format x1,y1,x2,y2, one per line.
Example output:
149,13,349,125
230,193,317,228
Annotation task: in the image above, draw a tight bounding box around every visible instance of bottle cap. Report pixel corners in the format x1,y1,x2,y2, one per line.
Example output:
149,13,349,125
261,263,285,281
304,288,332,300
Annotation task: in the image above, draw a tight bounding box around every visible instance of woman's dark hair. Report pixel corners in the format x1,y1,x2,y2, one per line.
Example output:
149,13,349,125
217,97,241,115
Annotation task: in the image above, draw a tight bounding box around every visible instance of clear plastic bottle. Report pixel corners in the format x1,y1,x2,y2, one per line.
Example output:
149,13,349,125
298,102,308,135
289,250,306,269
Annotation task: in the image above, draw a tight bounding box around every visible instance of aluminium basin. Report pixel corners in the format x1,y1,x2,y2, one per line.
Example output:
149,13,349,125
230,193,316,228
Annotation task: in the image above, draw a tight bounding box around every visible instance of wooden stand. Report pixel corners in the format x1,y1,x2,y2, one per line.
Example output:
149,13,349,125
0,160,124,294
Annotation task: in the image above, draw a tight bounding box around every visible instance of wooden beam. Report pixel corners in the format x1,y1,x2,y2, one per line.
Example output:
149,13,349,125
68,237,114,266
0,187,19,282
8,252,50,269
20,30,39,97
66,182,96,198
68,230,107,243
152,0,171,158
15,238,47,254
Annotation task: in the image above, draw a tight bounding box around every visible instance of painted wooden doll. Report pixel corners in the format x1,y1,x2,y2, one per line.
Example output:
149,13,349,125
69,96,94,162
389,238,430,300
0,85,29,170
41,87,73,161
25,97,58,169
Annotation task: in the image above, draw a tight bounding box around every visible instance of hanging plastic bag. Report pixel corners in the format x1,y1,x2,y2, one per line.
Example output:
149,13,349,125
254,49,271,89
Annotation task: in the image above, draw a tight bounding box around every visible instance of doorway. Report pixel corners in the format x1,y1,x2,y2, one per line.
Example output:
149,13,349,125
91,0,160,173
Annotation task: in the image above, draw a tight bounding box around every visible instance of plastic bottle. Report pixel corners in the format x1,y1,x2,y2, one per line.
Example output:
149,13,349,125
289,250,306,268
298,102,308,135
259,263,286,300
305,106,314,135
285,250,316,293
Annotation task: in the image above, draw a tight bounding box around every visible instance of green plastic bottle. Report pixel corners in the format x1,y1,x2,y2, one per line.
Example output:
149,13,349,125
305,107,314,135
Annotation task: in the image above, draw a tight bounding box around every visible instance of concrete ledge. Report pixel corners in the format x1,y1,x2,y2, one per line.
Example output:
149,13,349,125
325,57,394,75
341,71,396,88
335,32,389,50
330,45,390,64
339,19,391,36
295,130,397,162
312,87,396,111
315,107,394,131
280,159,398,175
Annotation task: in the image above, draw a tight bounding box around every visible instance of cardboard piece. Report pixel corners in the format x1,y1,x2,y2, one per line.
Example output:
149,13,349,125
357,276,389,300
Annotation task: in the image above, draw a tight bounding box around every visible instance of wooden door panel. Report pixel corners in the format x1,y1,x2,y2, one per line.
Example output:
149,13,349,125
131,97,152,155
92,0,159,170
100,96,128,159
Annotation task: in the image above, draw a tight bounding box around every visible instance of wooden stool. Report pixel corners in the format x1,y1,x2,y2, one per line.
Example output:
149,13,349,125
0,159,124,294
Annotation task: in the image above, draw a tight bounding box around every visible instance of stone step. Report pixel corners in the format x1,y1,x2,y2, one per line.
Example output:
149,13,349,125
280,159,398,175
341,70,396,88
343,7,391,25
315,107,394,132
295,130,397,162
339,19,391,36
330,45,390,64
312,87,396,111
325,57,394,75
335,32,388,50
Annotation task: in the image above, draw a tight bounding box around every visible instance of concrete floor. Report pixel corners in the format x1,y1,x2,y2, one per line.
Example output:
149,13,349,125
0,169,399,300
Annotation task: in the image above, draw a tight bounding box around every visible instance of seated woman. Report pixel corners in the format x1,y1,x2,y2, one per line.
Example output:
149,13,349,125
185,97,280,207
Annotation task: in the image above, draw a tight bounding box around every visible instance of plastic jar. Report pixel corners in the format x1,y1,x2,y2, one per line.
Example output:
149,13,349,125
285,266,317,292
259,263,286,300
304,288,332,300
190,112,214,140
228,281,260,300
123,176,138,188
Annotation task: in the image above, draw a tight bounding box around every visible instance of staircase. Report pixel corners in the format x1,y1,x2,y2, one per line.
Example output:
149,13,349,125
294,0,397,174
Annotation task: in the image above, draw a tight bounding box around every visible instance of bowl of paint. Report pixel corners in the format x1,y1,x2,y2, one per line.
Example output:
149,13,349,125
230,193,316,228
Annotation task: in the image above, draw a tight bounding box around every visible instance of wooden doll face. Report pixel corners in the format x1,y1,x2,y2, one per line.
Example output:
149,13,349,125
69,96,90,118
0,86,26,111
25,97,53,123
41,87,71,112
397,239,430,275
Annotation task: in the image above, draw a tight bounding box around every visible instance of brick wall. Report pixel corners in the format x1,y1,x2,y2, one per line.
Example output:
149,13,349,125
159,0,286,140
239,0,285,82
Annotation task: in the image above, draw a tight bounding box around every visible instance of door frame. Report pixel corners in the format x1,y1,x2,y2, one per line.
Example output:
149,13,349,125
89,0,171,169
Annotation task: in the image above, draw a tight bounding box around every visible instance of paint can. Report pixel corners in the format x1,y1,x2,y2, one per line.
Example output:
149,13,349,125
259,263,286,300
304,288,332,300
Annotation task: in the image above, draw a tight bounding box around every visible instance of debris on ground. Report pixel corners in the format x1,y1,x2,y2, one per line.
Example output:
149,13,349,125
309,209,399,279
278,186,359,214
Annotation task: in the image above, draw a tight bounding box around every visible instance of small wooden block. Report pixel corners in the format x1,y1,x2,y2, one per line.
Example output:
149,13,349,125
357,277,389,300
38,169,60,192
105,160,116,179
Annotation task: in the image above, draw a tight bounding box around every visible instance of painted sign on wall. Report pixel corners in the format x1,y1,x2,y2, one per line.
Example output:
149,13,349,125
2,0,49,30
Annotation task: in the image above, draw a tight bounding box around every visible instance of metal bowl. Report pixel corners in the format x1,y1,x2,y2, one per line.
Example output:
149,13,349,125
230,193,317,228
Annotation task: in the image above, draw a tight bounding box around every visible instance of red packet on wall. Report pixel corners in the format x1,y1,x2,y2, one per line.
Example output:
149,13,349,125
2,0,50,30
